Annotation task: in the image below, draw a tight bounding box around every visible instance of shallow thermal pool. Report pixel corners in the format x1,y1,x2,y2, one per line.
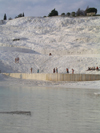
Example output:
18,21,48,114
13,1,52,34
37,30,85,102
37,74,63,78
0,84,100,133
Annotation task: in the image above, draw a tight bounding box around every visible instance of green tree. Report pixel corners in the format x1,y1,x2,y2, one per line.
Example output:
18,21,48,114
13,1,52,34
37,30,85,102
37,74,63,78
76,8,85,16
61,13,65,16
23,13,24,17
18,13,23,17
67,12,70,16
86,7,97,14
15,13,25,18
4,14,7,20
48,9,58,17
84,6,89,15
72,12,75,17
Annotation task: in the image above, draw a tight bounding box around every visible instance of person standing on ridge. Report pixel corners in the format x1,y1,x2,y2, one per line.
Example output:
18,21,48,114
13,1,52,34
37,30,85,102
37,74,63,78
72,69,74,74
30,68,32,73
56,67,58,73
53,68,55,73
66,68,69,73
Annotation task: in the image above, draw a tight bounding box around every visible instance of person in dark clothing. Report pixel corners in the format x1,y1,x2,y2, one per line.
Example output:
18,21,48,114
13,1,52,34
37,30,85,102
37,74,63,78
53,68,55,73
72,69,74,74
30,68,32,73
66,68,69,73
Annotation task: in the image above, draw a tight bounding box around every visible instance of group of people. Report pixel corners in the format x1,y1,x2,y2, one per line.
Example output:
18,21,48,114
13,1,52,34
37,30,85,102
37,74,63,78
15,55,75,74
53,67,58,73
30,66,100,73
66,68,74,74
30,67,74,74
87,66,100,71
53,68,74,74
30,68,39,73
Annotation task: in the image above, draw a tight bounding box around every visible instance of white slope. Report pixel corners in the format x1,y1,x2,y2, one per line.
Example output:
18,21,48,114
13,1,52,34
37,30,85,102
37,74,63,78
0,16,100,89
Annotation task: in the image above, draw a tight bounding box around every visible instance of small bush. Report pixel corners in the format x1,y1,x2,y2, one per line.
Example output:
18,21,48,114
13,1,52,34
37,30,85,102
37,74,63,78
13,38,20,41
61,13,65,16
48,9,58,17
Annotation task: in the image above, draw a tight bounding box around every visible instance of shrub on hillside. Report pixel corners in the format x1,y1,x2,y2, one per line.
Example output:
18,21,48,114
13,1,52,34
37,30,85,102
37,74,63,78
67,12,70,16
48,9,58,17
15,13,24,18
61,13,65,16
9,17,12,20
72,12,75,17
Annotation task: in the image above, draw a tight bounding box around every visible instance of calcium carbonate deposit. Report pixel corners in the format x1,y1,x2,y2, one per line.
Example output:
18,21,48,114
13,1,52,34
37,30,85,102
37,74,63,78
0,16,100,89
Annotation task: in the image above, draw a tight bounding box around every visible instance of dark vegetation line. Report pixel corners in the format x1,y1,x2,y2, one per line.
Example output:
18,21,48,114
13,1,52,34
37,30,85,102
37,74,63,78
3,6,99,21
0,111,31,116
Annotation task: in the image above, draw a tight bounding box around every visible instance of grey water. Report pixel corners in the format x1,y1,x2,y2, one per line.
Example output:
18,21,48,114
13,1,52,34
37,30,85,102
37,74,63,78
0,85,100,133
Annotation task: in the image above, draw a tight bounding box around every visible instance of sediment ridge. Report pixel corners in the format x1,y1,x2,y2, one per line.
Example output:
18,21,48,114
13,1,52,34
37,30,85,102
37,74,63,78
2,73,100,81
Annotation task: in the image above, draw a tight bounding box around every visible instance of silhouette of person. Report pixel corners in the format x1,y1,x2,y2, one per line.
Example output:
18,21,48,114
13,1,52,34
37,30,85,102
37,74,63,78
72,69,74,74
30,68,32,73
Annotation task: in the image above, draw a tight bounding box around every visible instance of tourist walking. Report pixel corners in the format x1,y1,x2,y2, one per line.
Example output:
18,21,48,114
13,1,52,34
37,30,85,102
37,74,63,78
37,69,39,73
96,66,99,70
66,68,69,73
72,69,74,74
30,68,32,73
56,67,58,73
53,68,55,73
